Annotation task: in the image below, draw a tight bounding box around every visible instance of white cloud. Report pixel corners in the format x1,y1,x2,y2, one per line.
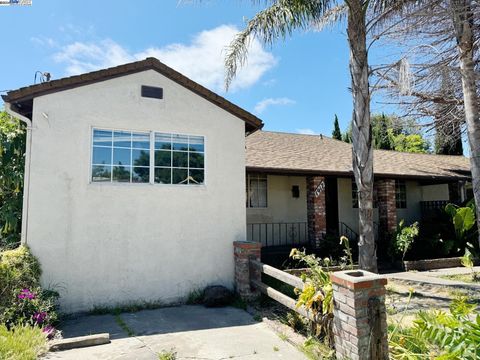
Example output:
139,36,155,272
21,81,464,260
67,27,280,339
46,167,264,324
296,128,318,135
31,36,57,48
52,25,277,93
254,97,296,114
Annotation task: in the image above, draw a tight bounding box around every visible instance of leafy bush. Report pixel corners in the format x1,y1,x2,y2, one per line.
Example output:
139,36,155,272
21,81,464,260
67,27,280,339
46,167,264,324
289,248,334,342
389,220,419,262
389,295,480,359
445,201,476,242
0,246,58,332
0,324,47,360
0,111,26,248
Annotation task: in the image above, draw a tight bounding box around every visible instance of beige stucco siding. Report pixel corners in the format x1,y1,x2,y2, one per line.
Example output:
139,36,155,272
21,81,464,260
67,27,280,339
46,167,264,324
27,70,246,312
421,184,450,201
246,175,307,224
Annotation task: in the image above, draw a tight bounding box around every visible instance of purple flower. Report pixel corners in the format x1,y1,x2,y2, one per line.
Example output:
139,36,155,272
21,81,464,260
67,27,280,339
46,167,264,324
18,288,36,300
42,325,55,339
32,311,48,325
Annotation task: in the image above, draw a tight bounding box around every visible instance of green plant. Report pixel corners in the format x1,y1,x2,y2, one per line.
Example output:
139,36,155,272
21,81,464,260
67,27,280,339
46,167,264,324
390,220,419,262
445,202,476,241
0,324,47,360
273,346,279,352
299,336,335,360
289,249,334,342
158,348,177,360
339,235,354,270
186,289,204,305
114,314,135,337
389,295,480,359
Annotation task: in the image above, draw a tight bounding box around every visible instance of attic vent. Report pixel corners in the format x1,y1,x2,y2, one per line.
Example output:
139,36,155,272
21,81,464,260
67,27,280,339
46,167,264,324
141,85,163,99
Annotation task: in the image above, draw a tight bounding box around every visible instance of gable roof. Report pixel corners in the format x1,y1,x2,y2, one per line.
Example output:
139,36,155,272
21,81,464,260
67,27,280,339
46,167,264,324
2,57,263,133
246,131,471,181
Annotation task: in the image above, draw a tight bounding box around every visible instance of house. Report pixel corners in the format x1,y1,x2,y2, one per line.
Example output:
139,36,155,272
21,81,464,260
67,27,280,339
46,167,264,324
3,58,471,312
245,130,471,257
3,58,262,313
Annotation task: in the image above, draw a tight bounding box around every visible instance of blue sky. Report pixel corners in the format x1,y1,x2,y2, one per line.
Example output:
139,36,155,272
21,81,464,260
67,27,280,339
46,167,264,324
0,0,393,136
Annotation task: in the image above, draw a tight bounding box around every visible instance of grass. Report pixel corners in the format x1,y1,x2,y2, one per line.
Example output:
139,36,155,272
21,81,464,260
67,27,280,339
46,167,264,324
0,324,47,360
90,300,165,315
273,346,279,352
230,296,247,310
158,348,177,360
440,273,480,284
186,289,204,305
114,314,135,337
299,337,335,360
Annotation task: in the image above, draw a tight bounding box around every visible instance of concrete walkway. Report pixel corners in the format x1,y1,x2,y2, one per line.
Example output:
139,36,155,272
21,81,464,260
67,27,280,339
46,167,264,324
46,305,307,360
386,267,480,291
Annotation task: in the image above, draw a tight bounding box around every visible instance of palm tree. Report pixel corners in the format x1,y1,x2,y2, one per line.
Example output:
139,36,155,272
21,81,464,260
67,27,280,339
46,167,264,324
225,0,399,273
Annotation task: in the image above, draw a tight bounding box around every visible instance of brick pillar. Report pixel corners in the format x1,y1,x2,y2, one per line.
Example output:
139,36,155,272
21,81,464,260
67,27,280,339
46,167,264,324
331,270,389,360
448,182,461,204
233,241,261,300
307,176,327,247
377,179,397,236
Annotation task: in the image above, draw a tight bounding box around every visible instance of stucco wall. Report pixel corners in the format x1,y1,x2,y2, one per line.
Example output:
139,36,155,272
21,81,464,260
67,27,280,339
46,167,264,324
246,175,307,224
421,184,450,201
26,70,246,313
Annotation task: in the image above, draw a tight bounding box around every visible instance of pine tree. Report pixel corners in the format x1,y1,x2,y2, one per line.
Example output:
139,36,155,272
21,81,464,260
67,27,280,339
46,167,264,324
332,114,342,140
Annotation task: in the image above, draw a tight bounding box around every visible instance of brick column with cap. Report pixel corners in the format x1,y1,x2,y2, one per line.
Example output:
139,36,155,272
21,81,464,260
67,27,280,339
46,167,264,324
331,270,389,360
233,241,261,300
307,176,327,247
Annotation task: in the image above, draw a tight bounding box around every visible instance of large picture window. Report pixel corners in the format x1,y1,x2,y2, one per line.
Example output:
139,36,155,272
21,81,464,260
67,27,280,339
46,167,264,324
91,128,205,185
247,174,267,208
154,133,205,185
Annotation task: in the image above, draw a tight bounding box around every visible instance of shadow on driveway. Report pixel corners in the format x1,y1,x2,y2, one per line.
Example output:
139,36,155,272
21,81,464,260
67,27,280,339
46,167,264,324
49,305,307,359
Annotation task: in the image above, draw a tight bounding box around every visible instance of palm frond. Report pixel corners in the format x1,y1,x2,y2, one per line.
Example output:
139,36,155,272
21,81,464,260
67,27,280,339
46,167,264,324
224,0,338,90
311,4,347,32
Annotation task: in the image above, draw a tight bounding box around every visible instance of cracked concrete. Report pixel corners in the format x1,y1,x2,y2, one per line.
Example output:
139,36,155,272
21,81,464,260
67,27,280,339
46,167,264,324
46,305,306,360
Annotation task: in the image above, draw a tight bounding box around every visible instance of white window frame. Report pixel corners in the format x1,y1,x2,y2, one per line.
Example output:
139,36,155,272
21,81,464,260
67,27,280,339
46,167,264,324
89,126,206,186
246,173,268,208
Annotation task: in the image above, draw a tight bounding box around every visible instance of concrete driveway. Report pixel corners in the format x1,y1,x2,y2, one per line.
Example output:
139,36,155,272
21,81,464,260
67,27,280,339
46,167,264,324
46,305,307,359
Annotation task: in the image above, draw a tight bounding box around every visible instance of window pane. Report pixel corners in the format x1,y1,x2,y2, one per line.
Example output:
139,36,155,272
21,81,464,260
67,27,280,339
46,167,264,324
132,149,149,167
92,165,111,182
172,134,189,151
132,132,150,149
189,152,204,168
189,136,204,152
113,148,131,166
189,169,204,184
155,168,171,184
155,150,171,167
173,151,188,167
112,166,131,182
172,168,188,184
155,133,172,150
93,129,112,147
132,167,149,183
92,146,111,165
114,131,131,148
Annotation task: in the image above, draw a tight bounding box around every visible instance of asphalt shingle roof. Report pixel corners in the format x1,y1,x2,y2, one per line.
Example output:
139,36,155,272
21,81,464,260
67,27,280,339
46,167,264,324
246,131,471,180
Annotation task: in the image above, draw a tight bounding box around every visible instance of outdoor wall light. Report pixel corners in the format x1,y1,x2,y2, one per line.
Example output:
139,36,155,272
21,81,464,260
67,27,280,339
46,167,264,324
292,185,300,198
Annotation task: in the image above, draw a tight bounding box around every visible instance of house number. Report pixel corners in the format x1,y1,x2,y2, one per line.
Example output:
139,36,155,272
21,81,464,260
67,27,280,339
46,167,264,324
314,180,325,197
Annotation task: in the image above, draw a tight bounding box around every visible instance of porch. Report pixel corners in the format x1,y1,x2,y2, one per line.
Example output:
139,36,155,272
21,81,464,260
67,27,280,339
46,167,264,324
246,173,465,266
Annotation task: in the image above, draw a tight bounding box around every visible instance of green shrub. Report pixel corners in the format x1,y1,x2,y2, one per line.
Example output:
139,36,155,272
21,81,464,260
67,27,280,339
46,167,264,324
0,111,26,248
0,324,47,360
389,295,480,359
0,245,41,312
389,220,419,262
0,246,58,332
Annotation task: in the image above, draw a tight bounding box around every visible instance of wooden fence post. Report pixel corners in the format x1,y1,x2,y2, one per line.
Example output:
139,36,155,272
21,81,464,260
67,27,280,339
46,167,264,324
330,270,389,360
233,241,261,300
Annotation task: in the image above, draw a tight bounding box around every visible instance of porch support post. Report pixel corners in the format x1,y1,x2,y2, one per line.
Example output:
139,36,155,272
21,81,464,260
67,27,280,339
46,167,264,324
306,176,327,247
377,179,397,245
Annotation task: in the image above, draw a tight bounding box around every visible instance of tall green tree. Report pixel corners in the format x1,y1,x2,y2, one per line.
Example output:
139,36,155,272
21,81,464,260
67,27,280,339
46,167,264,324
373,114,393,150
0,111,25,248
224,0,405,273
332,114,342,140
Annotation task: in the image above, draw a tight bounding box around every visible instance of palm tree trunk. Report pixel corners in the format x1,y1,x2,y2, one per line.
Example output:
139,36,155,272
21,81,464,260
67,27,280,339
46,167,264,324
451,0,480,247
347,0,377,273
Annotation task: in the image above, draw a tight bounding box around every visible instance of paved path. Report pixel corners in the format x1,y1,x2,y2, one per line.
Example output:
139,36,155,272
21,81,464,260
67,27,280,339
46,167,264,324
46,305,306,360
386,269,480,291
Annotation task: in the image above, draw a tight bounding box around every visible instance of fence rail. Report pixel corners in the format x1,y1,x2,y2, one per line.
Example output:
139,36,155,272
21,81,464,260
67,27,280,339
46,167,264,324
249,259,315,322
